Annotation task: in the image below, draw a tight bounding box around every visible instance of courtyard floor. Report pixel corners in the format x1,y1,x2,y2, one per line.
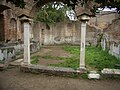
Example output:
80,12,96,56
0,46,120,90
0,67,120,90
33,46,72,66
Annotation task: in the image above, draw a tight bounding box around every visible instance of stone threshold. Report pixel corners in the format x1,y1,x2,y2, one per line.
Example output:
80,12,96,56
20,64,86,76
101,68,120,78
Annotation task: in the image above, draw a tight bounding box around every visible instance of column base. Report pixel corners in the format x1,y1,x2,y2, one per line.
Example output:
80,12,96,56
21,62,30,66
79,66,86,70
76,66,87,73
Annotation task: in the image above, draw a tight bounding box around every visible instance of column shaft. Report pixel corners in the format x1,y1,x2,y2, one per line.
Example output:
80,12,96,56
80,21,87,69
23,22,30,64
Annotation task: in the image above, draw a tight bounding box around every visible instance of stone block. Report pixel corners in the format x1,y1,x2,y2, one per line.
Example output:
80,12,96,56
20,64,86,77
101,68,120,78
88,71,100,79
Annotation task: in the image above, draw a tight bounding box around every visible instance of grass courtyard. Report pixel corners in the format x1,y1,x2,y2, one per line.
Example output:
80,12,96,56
31,45,120,71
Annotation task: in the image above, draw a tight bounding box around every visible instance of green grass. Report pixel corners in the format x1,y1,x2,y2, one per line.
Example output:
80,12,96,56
41,55,66,60
31,55,40,64
31,45,120,71
31,55,66,64
50,46,120,70
50,46,80,69
86,46,120,70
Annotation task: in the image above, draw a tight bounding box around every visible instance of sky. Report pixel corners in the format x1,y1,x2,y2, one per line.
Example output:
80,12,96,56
67,7,117,20
98,7,117,12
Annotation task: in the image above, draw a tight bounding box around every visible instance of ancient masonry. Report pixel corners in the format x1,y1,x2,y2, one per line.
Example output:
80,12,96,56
0,0,120,60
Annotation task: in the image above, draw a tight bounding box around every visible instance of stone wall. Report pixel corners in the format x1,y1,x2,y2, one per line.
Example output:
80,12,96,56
101,19,120,60
89,12,119,29
0,47,15,61
33,21,99,45
0,42,40,61
0,0,35,42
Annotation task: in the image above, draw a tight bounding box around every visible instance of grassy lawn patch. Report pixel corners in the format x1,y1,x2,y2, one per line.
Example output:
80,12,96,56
31,55,40,64
86,46,120,70
49,46,80,69
31,45,120,71
50,46,120,70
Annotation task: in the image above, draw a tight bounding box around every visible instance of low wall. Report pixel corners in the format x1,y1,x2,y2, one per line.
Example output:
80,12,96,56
0,47,15,61
101,40,120,60
109,44,120,60
20,64,86,77
0,42,40,62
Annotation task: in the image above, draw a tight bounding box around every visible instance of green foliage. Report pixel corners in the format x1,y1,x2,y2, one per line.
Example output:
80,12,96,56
7,0,120,13
51,57,79,70
6,0,26,8
50,46,80,69
86,46,120,70
51,46,120,71
31,55,40,64
35,2,69,27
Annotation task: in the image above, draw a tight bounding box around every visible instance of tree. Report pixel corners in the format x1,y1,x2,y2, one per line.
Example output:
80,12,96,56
6,0,26,8
7,0,120,13
35,2,70,28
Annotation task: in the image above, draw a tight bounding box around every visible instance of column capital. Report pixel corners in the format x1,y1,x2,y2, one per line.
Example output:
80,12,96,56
19,14,33,23
77,14,90,22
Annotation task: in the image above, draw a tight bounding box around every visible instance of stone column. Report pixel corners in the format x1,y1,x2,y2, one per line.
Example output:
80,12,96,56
77,14,90,70
23,22,30,65
80,21,87,69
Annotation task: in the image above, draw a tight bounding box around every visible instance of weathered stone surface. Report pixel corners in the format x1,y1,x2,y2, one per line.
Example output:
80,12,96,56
20,64,86,76
0,47,15,61
88,71,100,79
33,21,98,45
102,68,120,78
101,19,120,60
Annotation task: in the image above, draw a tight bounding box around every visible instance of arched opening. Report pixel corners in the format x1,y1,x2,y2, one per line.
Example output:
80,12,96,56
9,18,17,42
0,14,5,41
0,4,10,42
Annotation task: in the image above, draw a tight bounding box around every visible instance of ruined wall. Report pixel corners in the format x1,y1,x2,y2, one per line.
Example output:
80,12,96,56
33,21,98,45
0,0,35,43
89,12,119,29
102,19,120,59
2,9,22,43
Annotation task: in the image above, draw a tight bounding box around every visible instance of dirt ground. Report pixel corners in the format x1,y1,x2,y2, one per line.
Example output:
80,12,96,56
0,68,120,90
0,46,120,90
39,46,71,57
34,46,72,66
